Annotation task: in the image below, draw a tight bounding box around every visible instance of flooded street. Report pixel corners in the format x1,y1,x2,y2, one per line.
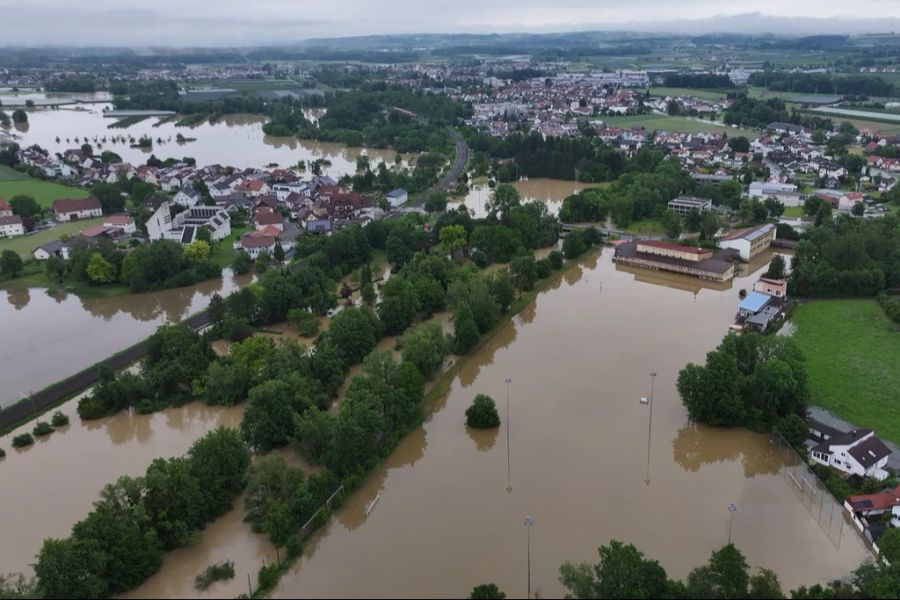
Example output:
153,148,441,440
451,179,597,219
264,249,868,598
0,394,244,576
4,104,411,172
0,269,252,408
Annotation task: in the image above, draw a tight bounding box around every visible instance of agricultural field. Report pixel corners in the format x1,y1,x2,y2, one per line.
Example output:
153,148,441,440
791,300,900,444
648,87,729,101
602,113,757,138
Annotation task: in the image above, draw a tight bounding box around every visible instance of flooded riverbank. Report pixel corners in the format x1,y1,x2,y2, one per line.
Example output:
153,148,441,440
4,104,412,172
0,393,244,576
261,249,868,598
0,269,252,408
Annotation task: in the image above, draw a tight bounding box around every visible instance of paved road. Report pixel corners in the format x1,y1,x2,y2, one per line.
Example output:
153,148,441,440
390,128,468,217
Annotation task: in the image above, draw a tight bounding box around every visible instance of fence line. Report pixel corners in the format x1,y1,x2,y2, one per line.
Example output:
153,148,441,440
771,429,845,548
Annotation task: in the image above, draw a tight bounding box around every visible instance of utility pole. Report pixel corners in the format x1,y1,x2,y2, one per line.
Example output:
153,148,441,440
728,502,739,544
645,372,656,485
524,516,535,598
506,378,512,493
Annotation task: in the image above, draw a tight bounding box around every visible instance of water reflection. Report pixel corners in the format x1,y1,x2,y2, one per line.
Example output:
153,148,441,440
6,287,29,310
466,425,499,452
671,424,782,478
0,270,251,408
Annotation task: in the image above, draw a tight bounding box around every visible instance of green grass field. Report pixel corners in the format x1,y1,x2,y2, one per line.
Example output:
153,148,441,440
0,165,31,181
783,206,805,218
0,216,106,259
602,114,757,138
792,300,900,444
648,87,729,101
209,225,252,268
0,176,88,208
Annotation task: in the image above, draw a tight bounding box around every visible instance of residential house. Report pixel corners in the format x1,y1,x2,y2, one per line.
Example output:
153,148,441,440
103,214,136,235
254,208,284,231
809,421,891,481
52,197,103,222
173,187,202,208
0,199,12,217
0,215,25,238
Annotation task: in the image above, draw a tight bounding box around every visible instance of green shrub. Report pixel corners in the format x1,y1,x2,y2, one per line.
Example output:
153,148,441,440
548,250,564,270
0,447,6,458
466,394,501,429
287,308,320,337
11,433,34,448
194,561,235,591
471,249,490,269
51,411,70,428
32,422,54,437
257,563,279,592
535,258,551,279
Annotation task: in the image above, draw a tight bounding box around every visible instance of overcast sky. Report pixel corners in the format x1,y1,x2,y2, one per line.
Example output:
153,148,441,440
2,1,899,46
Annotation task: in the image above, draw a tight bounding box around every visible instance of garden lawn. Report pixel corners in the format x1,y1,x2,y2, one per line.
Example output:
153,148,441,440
209,225,252,268
783,206,805,218
0,177,88,208
791,300,900,444
0,216,106,259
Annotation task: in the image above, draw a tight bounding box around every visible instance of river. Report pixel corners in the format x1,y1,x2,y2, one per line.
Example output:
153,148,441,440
450,179,596,219
0,269,252,408
103,248,867,598
3,103,411,172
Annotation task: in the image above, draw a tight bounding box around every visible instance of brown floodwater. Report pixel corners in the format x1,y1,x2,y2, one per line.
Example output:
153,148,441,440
1,248,867,597
7,104,413,172
0,393,244,576
0,270,252,408
450,179,597,219
247,248,867,598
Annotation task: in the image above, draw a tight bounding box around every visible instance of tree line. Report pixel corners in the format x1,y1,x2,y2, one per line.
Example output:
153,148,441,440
788,216,900,298
748,71,897,97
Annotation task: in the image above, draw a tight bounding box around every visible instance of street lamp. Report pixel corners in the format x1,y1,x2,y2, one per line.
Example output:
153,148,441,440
728,502,738,544
644,372,657,485
506,378,512,493
524,516,535,599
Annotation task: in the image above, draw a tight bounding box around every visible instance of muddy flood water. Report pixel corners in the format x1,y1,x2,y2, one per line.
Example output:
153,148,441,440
0,393,244,576
450,179,597,219
0,248,869,598
0,269,252,408
5,104,412,172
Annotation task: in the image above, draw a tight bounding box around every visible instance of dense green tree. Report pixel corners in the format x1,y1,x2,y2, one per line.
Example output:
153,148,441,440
487,269,516,313
86,252,117,283
509,254,537,291
400,321,449,378
662,210,682,239
325,306,382,366
90,182,125,214
558,540,673,599
452,302,480,355
378,277,421,335
144,324,214,405
142,457,206,550
187,427,251,518
466,394,500,429
9,194,41,219
563,231,587,259
35,537,109,599
685,544,755,599
469,583,506,599
241,379,307,452
0,250,23,278
765,255,787,280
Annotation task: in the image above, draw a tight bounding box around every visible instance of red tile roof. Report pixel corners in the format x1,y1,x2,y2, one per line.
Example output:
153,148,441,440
104,214,133,225
0,215,23,226
81,225,114,238
0,199,10,211
255,211,283,225
52,197,102,214
240,234,276,249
